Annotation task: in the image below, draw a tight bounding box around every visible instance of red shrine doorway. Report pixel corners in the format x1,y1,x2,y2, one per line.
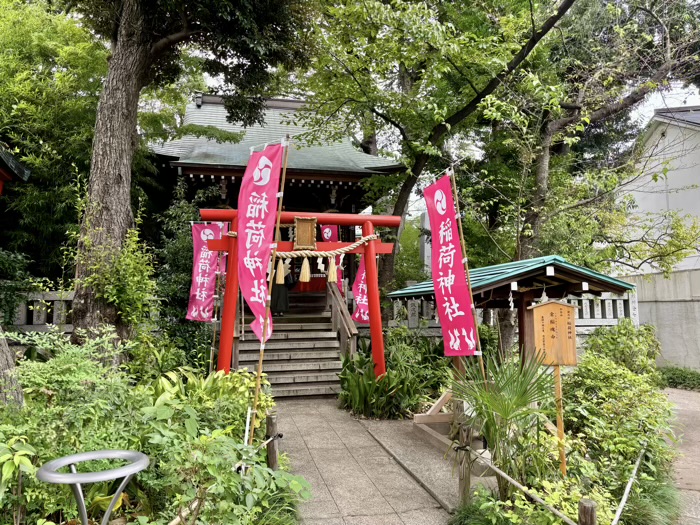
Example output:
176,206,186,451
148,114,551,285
200,209,400,377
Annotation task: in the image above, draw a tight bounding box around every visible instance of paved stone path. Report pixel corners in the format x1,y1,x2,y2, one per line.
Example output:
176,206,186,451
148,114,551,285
667,388,700,525
277,398,451,525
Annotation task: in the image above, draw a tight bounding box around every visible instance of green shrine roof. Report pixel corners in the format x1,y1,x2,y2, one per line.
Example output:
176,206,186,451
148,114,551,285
152,95,403,175
387,255,635,299
0,145,30,182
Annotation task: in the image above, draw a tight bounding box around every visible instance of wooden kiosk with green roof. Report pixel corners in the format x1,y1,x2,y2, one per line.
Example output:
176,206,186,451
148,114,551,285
388,255,637,355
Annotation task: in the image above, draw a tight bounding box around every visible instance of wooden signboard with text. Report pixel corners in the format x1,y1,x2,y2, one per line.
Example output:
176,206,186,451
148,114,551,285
530,301,577,366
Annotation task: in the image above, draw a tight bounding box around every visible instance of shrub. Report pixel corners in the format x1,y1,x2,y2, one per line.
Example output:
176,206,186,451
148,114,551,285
338,351,425,419
339,327,454,419
563,354,675,491
583,318,662,381
0,329,306,525
452,354,554,501
660,366,700,391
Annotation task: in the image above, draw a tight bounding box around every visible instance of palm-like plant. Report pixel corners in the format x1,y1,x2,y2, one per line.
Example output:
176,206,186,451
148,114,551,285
452,353,553,500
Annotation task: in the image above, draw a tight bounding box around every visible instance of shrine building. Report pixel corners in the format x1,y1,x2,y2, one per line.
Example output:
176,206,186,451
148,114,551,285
153,95,402,213
153,95,404,396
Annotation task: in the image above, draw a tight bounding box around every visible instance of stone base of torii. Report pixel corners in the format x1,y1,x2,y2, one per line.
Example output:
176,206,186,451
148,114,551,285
200,209,401,376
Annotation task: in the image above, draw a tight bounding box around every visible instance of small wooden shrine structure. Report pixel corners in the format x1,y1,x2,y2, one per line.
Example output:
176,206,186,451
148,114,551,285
388,255,637,352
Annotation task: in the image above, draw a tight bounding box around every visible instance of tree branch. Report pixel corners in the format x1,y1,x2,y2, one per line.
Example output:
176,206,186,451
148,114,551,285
151,29,200,57
405,0,579,182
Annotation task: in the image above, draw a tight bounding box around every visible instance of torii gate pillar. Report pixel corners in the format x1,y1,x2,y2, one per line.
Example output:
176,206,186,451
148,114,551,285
363,221,386,376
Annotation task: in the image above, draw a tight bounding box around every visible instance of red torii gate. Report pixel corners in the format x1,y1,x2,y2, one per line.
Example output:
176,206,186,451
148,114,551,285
200,209,402,376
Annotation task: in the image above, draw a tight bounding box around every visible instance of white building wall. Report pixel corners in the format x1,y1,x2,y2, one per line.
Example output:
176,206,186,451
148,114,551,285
623,270,700,370
631,121,700,270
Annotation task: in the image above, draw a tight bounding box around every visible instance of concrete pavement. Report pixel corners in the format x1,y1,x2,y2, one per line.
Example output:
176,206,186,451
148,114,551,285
276,398,451,525
667,388,700,525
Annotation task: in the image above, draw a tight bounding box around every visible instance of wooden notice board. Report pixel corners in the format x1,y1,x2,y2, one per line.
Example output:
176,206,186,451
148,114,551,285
529,301,577,366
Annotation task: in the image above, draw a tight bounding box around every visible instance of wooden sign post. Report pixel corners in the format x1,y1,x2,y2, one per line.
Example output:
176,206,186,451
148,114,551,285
529,300,577,477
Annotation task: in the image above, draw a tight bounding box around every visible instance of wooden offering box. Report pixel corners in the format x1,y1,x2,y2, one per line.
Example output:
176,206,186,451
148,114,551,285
529,301,577,366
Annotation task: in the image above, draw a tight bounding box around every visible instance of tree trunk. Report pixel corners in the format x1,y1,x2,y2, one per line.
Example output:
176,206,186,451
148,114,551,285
520,128,554,260
378,171,418,290
72,0,151,341
0,328,23,406
496,308,517,356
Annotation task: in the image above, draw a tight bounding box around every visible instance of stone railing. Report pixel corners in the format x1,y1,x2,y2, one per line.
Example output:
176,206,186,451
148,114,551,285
8,291,75,333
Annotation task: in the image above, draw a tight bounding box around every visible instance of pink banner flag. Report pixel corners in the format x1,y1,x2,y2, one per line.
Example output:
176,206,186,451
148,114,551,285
351,256,370,324
187,223,224,322
237,144,284,342
424,175,479,356
321,224,343,292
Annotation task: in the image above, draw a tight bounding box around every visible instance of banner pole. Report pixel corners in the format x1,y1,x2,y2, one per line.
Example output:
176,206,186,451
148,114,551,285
448,169,487,382
249,135,291,445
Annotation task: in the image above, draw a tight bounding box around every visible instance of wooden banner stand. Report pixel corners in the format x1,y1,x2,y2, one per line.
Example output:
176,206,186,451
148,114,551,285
529,300,578,476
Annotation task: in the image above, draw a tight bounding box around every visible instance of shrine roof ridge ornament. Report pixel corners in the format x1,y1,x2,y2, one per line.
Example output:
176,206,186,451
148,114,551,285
388,255,636,299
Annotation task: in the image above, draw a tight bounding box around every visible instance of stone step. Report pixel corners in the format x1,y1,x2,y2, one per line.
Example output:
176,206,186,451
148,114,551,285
238,349,341,362
238,360,342,373
266,371,340,385
242,312,331,323
239,331,337,341
239,339,340,351
241,322,333,332
273,382,342,397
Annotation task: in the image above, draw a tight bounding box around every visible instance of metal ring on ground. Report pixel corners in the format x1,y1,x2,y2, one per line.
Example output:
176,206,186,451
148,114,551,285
37,450,149,485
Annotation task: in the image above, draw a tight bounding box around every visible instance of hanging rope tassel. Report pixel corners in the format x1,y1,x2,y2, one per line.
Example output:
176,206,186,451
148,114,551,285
328,257,337,283
276,258,285,285
300,257,311,282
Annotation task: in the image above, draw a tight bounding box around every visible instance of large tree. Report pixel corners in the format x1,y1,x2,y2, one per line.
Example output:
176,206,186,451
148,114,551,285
456,0,700,268
68,0,313,333
294,0,579,289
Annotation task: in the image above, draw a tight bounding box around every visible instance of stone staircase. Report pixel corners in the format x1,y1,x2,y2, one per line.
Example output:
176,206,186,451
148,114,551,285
236,292,344,397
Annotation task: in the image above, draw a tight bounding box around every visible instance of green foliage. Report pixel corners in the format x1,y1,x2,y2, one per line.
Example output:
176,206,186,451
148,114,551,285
452,354,553,500
0,0,107,278
155,182,222,369
449,491,509,525
583,319,662,379
339,328,452,419
0,328,304,525
0,249,37,326
660,366,700,391
338,351,425,419
450,322,678,525
621,479,681,525
81,226,157,328
339,327,506,420
391,217,428,291
63,0,313,126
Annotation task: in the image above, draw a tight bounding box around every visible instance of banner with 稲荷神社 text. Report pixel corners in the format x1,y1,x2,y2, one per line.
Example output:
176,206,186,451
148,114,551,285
186,223,224,322
351,256,369,324
424,174,478,356
237,144,284,342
